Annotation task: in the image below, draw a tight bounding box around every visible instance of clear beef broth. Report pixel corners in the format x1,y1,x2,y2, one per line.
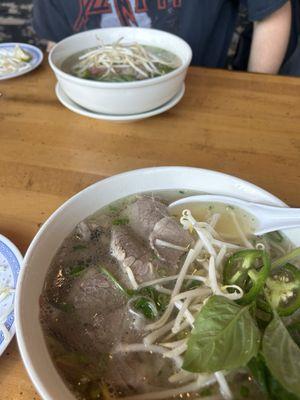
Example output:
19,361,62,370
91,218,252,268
41,194,180,399
40,192,290,400
61,45,181,82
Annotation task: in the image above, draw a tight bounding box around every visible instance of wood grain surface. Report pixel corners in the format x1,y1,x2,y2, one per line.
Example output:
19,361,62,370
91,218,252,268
0,61,299,399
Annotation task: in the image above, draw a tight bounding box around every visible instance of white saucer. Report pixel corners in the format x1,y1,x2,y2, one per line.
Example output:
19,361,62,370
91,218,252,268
55,82,185,122
0,43,43,81
0,234,23,356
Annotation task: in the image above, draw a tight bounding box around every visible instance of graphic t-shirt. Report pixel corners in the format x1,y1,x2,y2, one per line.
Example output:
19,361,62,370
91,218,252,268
33,0,298,68
101,0,152,28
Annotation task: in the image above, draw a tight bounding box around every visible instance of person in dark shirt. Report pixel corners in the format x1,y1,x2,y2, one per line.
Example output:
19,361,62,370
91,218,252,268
33,0,298,74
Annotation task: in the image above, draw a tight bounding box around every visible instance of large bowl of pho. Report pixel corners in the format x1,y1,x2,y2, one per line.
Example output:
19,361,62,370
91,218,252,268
15,167,300,400
49,28,192,115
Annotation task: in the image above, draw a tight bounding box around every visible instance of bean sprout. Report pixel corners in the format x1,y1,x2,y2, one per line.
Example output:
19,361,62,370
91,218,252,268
0,45,32,76
72,39,179,81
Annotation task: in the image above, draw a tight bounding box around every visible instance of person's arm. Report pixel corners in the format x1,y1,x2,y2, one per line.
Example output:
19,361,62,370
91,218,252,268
248,1,291,74
46,41,56,52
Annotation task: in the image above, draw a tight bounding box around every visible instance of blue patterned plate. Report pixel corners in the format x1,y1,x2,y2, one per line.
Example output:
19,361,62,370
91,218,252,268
0,234,23,356
0,42,43,81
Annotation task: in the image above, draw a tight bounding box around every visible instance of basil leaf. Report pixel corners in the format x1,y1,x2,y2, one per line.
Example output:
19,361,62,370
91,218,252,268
248,354,300,400
262,313,300,396
183,295,260,373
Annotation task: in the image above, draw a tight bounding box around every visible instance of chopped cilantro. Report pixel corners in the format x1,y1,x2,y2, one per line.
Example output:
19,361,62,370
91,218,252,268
112,217,129,226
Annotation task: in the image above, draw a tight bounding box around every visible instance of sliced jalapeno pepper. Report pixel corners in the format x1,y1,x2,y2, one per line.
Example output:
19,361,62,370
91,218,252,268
223,250,270,305
262,263,300,316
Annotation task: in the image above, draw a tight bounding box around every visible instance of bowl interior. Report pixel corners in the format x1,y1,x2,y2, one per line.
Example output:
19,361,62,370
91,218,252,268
50,27,192,72
16,167,300,400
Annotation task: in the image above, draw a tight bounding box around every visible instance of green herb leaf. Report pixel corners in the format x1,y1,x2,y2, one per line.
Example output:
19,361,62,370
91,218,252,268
112,218,129,226
248,354,300,400
100,266,131,297
70,264,86,277
183,295,260,373
55,302,74,313
137,287,169,312
240,385,250,398
262,313,300,396
73,244,88,251
288,321,300,347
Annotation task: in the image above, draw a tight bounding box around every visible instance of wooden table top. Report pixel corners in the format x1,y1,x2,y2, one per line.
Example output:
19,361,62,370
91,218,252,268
0,61,300,399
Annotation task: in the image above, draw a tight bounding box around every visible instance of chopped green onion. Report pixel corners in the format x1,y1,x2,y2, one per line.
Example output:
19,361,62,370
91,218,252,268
240,385,250,398
112,217,129,226
133,297,158,320
100,266,131,297
56,302,74,313
73,244,88,251
271,247,300,269
70,264,86,277
109,205,119,213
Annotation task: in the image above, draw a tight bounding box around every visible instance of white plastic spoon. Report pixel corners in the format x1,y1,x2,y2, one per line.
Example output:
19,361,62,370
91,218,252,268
168,195,300,236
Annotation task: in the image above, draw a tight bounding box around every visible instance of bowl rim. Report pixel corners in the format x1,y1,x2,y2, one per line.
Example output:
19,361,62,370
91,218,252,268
15,166,288,400
48,27,193,89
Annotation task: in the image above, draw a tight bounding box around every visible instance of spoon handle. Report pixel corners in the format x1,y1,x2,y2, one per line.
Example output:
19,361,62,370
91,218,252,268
252,204,300,235
167,194,300,236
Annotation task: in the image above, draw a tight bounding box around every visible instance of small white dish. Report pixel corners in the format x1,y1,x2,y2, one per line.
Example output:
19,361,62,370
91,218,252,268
0,234,23,356
55,82,185,122
0,43,43,81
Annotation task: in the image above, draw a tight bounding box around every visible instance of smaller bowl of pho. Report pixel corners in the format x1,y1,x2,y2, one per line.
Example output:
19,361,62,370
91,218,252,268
49,28,192,115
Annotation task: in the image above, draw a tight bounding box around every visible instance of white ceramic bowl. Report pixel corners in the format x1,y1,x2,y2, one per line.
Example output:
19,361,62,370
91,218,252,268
49,28,192,115
15,167,300,400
